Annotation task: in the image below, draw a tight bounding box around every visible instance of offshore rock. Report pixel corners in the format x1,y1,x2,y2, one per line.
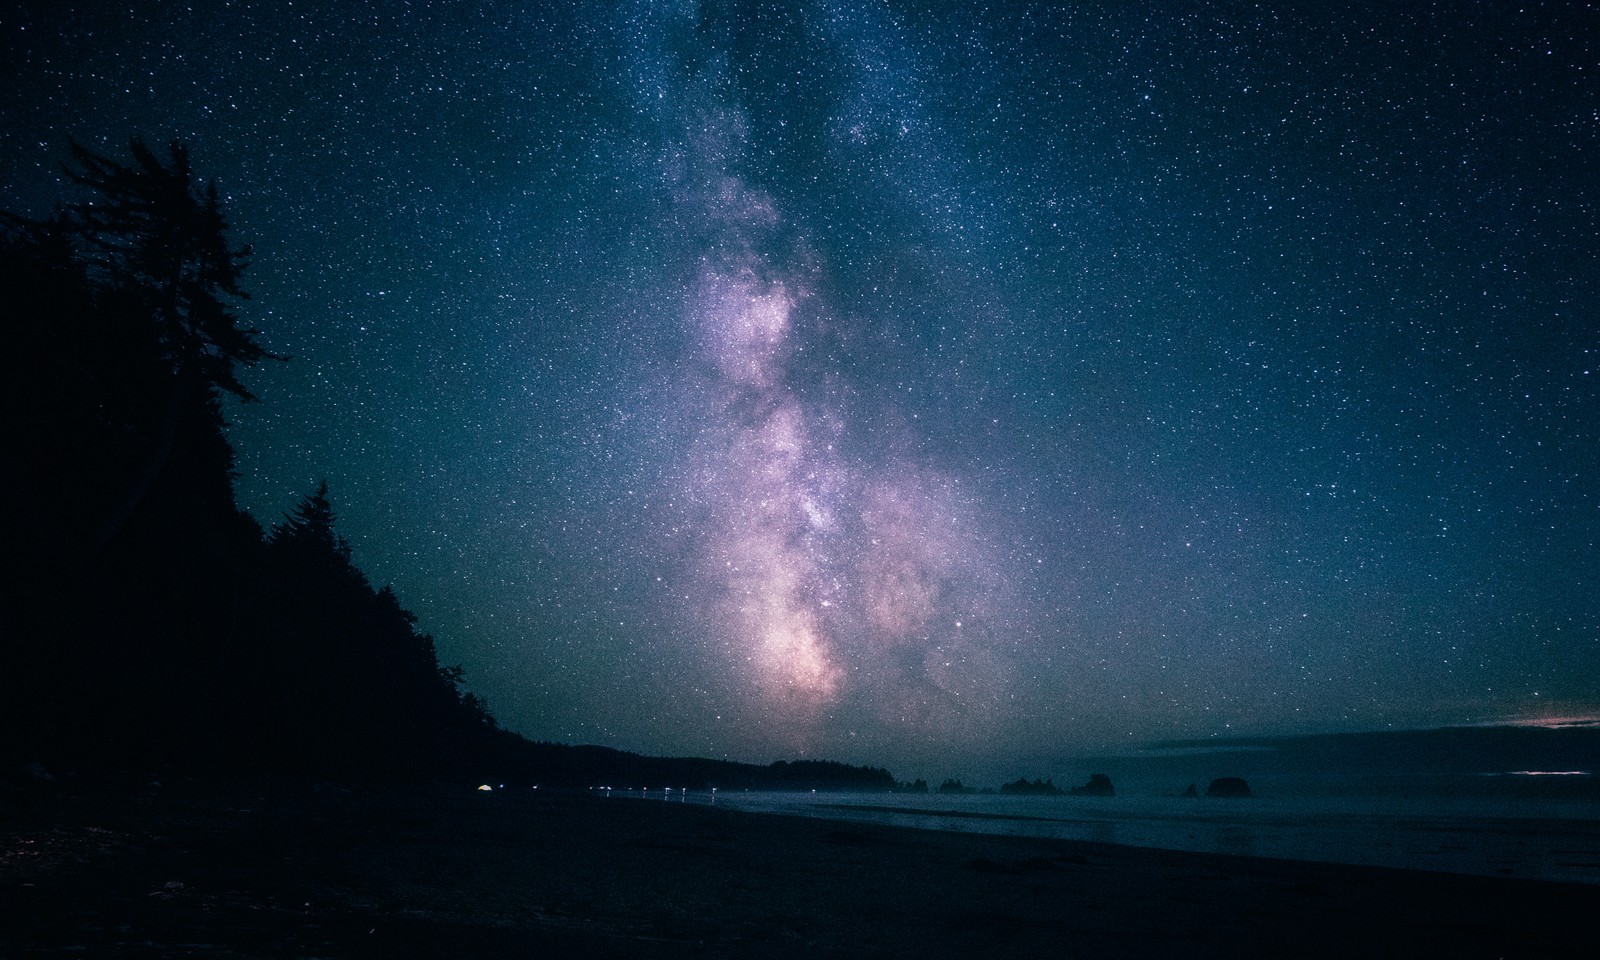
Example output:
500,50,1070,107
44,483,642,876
1205,776,1253,798
1070,773,1115,797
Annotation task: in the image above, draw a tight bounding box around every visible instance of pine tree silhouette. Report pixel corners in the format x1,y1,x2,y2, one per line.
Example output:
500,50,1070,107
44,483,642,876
58,139,283,547
269,480,354,568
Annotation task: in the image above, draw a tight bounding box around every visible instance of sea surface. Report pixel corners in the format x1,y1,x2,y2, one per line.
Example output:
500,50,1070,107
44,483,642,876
651,775,1600,885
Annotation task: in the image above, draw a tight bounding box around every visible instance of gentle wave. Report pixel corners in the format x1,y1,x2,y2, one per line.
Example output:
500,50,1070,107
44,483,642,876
700,788,1600,885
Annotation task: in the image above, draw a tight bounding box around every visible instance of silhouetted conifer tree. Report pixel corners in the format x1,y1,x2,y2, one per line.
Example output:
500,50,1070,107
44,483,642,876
47,139,281,548
63,139,273,398
267,479,359,579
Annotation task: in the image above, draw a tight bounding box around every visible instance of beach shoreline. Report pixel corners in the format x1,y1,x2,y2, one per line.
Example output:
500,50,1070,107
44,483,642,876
713,788,1600,886
3,777,1590,958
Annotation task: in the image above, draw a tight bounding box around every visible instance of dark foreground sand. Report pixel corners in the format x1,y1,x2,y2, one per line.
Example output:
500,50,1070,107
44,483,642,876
3,779,1592,958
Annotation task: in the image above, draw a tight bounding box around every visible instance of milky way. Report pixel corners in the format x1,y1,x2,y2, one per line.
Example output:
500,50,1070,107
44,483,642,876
620,5,1019,755
4,0,1597,780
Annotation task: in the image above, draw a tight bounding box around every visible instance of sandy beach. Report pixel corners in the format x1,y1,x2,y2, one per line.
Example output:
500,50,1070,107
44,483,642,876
3,778,1591,958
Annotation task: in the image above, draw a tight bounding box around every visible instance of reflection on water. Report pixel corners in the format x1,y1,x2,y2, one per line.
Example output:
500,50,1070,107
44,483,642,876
703,788,1600,886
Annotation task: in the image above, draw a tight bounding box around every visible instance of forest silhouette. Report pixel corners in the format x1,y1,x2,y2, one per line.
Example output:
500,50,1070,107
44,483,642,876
0,139,497,779
0,139,893,792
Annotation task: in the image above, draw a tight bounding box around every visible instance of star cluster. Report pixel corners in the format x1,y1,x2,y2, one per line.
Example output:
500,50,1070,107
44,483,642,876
4,0,1596,778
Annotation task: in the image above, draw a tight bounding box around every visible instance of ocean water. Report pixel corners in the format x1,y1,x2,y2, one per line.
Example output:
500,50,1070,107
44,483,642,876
693,778,1600,885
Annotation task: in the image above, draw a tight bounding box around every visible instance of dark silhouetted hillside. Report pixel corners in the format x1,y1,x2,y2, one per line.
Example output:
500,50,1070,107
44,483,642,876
0,140,502,780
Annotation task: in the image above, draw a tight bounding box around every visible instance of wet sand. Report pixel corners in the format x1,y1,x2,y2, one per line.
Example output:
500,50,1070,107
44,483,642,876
3,779,1591,958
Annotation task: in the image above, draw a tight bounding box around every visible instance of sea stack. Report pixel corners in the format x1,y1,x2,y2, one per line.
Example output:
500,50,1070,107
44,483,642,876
1070,773,1115,796
1205,776,1252,798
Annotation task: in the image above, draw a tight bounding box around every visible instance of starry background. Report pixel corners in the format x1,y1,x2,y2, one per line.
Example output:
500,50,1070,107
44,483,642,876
4,1,1597,780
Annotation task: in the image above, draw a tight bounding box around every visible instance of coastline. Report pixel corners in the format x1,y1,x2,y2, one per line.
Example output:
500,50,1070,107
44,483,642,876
4,778,1590,958
716,789,1600,886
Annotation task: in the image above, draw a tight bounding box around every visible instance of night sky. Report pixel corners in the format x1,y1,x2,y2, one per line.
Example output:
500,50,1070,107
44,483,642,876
5,1,1597,780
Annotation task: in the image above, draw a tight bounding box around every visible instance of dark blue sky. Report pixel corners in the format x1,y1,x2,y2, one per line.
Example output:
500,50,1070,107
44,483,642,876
5,1,1596,779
